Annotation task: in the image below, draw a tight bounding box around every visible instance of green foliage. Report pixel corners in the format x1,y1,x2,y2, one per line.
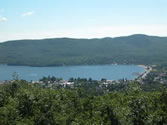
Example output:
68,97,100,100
0,80,167,124
1,34,167,66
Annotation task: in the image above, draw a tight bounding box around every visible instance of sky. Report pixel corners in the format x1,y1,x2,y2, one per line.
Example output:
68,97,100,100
0,0,167,42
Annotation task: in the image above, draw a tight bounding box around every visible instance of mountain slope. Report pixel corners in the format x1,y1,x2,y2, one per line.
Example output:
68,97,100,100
1,34,167,66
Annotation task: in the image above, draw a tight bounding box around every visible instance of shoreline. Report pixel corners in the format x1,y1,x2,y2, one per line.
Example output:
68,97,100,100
137,65,152,80
1,63,152,68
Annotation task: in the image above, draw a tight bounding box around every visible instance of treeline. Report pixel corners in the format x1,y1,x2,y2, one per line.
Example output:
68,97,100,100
0,80,167,124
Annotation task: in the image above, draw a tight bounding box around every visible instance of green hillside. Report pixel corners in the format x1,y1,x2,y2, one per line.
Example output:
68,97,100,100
1,34,167,66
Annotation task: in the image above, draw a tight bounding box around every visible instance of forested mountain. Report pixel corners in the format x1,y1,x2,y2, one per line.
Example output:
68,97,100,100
1,34,167,66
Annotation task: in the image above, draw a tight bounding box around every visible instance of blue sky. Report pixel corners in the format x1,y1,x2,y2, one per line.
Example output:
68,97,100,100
0,0,167,42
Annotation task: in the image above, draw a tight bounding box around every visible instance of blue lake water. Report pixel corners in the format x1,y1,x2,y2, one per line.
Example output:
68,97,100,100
0,65,145,81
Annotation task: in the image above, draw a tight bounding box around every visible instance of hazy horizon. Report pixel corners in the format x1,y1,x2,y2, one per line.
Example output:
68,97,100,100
1,0,167,42
1,33,167,43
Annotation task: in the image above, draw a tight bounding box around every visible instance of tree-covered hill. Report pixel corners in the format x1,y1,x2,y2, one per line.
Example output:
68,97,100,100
1,34,167,66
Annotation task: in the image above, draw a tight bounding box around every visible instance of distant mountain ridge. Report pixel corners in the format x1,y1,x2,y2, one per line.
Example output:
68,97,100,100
1,34,167,66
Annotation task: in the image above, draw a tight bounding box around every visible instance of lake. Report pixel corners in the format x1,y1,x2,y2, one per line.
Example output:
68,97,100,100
0,65,145,81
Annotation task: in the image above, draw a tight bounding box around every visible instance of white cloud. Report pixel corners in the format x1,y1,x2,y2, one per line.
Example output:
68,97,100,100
22,11,34,17
0,16,7,22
